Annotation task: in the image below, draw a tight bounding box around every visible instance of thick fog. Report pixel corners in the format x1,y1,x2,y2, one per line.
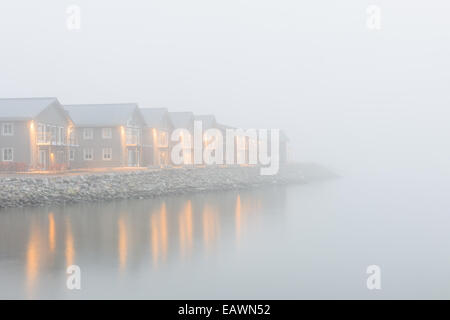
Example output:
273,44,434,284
1,0,449,177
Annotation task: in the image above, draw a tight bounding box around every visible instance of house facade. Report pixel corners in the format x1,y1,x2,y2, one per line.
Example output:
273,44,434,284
141,108,174,167
168,112,195,165
194,114,220,165
0,98,74,172
64,104,145,169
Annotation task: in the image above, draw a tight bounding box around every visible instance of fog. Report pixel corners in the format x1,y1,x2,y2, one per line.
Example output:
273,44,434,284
0,0,449,177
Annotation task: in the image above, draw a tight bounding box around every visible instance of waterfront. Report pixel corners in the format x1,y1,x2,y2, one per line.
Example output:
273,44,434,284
1,171,449,299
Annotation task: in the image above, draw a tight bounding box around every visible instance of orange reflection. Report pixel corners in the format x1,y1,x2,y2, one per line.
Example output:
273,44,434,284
151,214,159,267
48,213,55,253
65,218,74,267
202,204,220,250
179,200,193,258
161,204,168,257
235,195,242,242
118,217,127,271
150,202,168,267
26,223,39,297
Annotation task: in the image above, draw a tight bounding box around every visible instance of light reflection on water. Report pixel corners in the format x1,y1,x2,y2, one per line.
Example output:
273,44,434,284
4,176,449,299
0,187,284,299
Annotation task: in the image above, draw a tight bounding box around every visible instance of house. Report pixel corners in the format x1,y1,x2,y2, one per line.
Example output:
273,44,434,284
194,114,217,131
216,123,247,166
0,97,74,172
168,112,195,165
140,108,174,167
64,103,145,168
194,114,219,165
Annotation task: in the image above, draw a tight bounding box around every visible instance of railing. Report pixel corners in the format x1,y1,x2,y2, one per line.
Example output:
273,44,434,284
36,133,78,146
126,135,140,145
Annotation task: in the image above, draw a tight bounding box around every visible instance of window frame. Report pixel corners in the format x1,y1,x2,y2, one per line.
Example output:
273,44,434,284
159,131,168,147
83,148,94,161
2,148,14,162
102,128,112,139
2,123,14,136
69,149,75,161
83,128,94,140
37,123,45,143
102,148,113,161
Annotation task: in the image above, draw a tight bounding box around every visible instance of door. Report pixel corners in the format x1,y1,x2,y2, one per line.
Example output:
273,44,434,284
128,149,137,167
39,150,48,170
159,151,168,166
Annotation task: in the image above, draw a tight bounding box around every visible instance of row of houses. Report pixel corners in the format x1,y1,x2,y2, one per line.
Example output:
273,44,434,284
0,97,288,172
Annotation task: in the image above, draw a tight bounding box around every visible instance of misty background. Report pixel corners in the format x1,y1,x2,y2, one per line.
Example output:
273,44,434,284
0,0,449,177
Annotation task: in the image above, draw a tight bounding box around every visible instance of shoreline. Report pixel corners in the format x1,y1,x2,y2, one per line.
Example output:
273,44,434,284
0,164,335,209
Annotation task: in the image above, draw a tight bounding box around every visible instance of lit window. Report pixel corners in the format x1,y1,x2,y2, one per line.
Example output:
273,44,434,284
83,148,94,160
2,148,13,161
37,123,45,143
159,131,168,146
102,148,112,161
83,128,94,140
126,127,140,145
1,123,14,136
102,128,112,139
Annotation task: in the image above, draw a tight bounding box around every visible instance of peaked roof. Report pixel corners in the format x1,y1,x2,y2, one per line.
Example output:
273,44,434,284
140,107,171,129
168,112,194,129
65,103,139,126
0,97,60,120
194,114,217,129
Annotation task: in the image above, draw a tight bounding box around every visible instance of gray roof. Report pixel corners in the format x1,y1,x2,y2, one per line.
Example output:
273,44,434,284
140,108,171,129
65,103,139,126
0,97,59,120
168,112,194,129
194,114,217,129
216,123,236,131
216,123,288,141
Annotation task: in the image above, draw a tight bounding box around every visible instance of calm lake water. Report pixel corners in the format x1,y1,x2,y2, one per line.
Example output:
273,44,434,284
1,173,450,299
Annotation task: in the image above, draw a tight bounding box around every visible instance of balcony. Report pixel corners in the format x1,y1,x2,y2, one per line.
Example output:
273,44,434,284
125,127,141,146
36,133,78,147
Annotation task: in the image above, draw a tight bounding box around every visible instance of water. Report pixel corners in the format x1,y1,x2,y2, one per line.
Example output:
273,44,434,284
1,174,450,299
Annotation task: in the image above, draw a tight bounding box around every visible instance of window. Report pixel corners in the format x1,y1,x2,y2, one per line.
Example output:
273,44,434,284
83,148,94,160
102,128,112,139
159,131,168,146
58,127,64,145
69,150,75,161
83,128,94,140
37,123,45,143
68,128,75,145
102,148,112,161
50,126,57,144
126,127,140,145
2,123,14,136
2,148,13,161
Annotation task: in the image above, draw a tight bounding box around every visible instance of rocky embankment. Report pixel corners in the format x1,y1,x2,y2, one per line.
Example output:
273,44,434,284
0,164,335,209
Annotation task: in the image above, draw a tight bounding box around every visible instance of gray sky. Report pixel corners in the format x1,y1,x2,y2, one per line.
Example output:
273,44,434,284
1,0,449,175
